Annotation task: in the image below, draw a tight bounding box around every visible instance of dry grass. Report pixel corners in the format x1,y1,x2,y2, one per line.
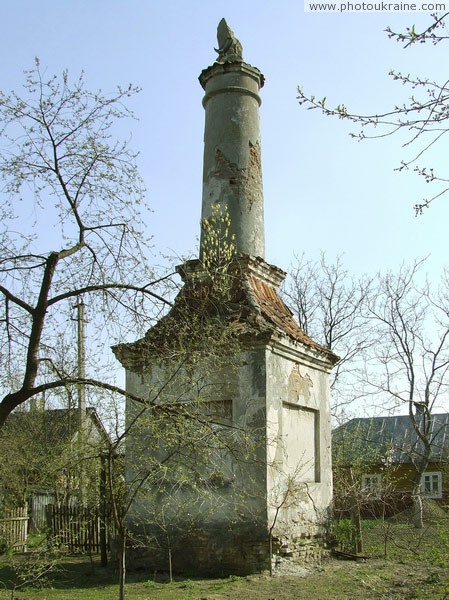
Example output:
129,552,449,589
1,510,449,600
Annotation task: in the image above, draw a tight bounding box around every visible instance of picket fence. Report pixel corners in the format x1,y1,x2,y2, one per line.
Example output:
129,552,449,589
46,504,106,554
0,506,28,551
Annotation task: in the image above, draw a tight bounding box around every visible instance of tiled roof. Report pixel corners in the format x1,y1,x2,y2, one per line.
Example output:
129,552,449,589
113,256,339,370
249,276,336,358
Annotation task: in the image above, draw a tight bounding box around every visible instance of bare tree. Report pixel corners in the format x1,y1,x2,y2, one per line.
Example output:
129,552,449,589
284,252,372,419
366,260,449,527
297,14,449,213
0,61,263,597
385,13,449,47
0,60,173,429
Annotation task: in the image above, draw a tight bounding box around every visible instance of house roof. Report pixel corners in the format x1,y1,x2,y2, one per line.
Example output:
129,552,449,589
333,414,449,465
3,407,109,446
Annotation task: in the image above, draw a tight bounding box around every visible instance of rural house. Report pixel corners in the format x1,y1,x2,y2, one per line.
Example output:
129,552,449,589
333,414,449,516
0,405,109,532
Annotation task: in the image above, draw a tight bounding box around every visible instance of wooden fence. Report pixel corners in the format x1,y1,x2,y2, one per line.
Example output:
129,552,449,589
46,504,106,554
0,507,28,552
30,489,56,532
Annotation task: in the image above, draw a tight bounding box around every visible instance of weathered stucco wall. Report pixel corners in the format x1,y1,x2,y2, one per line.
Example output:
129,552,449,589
123,348,271,575
123,337,333,574
265,340,333,564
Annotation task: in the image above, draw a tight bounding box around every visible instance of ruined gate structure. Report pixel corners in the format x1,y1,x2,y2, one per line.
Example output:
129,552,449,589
113,19,338,575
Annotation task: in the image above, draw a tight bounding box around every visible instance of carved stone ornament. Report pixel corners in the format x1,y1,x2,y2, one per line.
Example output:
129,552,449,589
215,18,243,62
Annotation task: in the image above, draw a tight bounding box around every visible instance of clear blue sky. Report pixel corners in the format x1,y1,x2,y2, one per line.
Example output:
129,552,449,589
2,1,448,281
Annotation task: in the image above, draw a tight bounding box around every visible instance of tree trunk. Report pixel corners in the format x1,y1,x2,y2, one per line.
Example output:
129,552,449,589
350,504,363,553
269,532,273,577
168,546,173,583
348,468,363,553
411,485,423,529
118,530,126,600
99,456,108,567
411,462,426,529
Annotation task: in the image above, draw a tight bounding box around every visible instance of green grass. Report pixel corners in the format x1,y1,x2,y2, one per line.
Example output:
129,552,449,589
1,515,449,599
0,556,447,600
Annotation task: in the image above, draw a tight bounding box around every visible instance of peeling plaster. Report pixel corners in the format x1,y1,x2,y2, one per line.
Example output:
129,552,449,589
288,364,313,403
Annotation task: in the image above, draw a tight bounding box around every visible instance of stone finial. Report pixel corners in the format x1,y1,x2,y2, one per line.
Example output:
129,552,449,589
215,18,243,62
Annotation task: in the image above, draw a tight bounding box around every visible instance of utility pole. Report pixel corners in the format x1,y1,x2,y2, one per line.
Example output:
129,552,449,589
74,298,88,507
75,298,86,430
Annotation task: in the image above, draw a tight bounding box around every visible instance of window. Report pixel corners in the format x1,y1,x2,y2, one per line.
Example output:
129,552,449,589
362,474,381,494
421,472,442,499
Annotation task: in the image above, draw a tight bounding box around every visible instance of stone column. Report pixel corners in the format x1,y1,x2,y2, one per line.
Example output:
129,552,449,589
199,34,265,259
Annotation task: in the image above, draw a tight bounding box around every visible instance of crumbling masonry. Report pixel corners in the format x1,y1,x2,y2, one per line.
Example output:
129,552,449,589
113,19,338,575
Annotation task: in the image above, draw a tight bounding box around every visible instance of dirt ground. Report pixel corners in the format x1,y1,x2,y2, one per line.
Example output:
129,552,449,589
186,556,447,600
